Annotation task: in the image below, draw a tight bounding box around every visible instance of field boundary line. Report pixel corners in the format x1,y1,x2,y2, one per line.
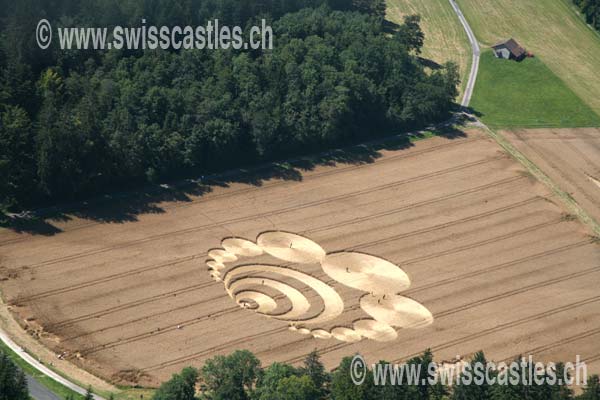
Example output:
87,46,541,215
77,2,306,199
481,126,600,236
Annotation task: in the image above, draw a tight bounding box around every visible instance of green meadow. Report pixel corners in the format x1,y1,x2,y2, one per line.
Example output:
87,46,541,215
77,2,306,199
470,51,600,128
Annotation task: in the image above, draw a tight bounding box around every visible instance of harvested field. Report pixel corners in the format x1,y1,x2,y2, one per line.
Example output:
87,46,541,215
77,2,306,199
1,129,599,387
502,128,600,224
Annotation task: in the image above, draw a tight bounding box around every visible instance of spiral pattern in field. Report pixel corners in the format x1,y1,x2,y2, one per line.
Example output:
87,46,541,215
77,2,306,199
206,231,433,343
225,265,343,324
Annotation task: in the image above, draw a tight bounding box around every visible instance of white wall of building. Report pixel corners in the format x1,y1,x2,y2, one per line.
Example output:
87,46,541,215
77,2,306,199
493,47,511,59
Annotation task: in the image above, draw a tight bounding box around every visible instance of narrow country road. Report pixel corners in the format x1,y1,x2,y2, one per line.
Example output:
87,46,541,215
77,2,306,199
0,329,106,400
26,374,61,400
448,0,481,108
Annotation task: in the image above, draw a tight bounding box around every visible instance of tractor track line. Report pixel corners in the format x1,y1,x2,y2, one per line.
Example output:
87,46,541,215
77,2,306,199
403,238,594,296
307,175,526,234
280,264,600,365
110,253,596,370
21,192,542,304
21,156,503,270
27,205,565,344
350,196,543,252
141,325,291,372
513,130,600,208
482,126,600,236
435,264,600,318
392,294,600,363
60,277,327,342
15,255,209,303
142,259,600,369
76,305,246,356
20,212,567,363
503,326,600,364
548,129,600,170
585,353,600,365
0,137,483,248
365,218,564,267
63,299,240,343
48,283,207,329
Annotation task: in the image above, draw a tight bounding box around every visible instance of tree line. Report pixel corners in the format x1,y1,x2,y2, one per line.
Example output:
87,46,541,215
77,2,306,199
0,351,28,400
573,0,600,31
0,0,458,213
152,349,600,400
2,346,600,399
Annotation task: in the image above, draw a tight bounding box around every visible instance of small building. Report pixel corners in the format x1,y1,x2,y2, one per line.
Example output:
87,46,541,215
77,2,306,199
491,38,526,60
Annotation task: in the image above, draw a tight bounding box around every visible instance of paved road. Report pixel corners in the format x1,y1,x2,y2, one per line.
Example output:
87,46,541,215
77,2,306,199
0,329,105,400
448,0,481,108
26,374,61,400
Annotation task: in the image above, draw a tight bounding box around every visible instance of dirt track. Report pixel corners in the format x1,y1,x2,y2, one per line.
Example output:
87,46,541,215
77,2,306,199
1,129,599,387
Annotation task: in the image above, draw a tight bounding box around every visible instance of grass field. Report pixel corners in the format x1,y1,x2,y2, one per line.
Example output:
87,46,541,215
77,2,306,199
386,0,471,94
457,0,600,120
470,51,600,128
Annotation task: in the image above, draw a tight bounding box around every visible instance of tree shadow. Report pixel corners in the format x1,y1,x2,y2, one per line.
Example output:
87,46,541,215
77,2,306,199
382,19,400,34
69,185,211,223
431,124,468,139
1,124,470,237
418,57,443,70
460,106,484,120
1,214,63,236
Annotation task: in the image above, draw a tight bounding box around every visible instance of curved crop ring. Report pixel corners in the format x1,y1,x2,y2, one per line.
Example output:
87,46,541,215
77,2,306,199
206,231,433,342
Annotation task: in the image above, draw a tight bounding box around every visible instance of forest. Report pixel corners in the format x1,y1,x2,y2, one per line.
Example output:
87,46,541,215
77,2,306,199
573,0,600,31
0,0,459,212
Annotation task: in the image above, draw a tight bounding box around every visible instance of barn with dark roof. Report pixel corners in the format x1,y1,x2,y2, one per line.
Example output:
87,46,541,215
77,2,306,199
492,38,526,60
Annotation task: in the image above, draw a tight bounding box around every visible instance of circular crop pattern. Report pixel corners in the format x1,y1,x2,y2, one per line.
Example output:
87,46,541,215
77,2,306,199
354,319,398,342
321,252,410,294
360,294,434,329
206,231,433,343
257,232,326,263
